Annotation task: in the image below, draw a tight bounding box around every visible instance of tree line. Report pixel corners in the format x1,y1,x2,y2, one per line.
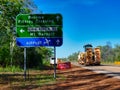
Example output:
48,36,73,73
0,0,53,68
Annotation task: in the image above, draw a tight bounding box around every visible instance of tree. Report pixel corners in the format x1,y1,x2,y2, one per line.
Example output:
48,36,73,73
0,0,52,68
100,42,114,63
0,0,36,66
113,44,120,61
27,47,53,68
68,52,79,62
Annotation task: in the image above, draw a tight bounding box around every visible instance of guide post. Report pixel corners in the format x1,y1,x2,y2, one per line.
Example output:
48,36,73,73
24,48,26,81
54,46,56,79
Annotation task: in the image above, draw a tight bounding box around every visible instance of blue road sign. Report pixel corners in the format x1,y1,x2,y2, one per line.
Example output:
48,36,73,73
16,37,62,47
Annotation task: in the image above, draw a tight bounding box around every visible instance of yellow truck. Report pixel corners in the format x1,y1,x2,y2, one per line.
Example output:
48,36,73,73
78,44,101,66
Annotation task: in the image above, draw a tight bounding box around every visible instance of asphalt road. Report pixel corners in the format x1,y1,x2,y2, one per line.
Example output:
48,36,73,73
72,62,120,79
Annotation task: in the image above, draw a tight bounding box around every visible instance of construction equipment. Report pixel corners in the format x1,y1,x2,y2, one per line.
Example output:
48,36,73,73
78,44,101,66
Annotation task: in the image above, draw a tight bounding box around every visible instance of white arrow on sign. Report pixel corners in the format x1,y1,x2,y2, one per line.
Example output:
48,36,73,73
20,29,25,33
56,39,60,45
56,16,60,21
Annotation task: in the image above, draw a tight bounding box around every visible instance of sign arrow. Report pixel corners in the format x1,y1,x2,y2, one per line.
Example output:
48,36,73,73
56,39,60,45
56,16,60,21
20,29,25,33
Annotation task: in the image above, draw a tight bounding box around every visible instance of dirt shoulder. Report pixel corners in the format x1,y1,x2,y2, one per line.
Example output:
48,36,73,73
0,65,120,90
39,65,120,90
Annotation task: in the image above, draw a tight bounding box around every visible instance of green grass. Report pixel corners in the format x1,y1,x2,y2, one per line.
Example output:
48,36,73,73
0,63,66,89
35,74,56,86
0,66,23,73
0,72,63,89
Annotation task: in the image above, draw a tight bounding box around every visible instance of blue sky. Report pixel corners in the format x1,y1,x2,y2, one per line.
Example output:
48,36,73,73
33,0,120,58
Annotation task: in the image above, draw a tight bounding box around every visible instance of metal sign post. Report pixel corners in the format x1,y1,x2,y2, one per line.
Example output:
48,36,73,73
24,48,27,81
54,46,56,79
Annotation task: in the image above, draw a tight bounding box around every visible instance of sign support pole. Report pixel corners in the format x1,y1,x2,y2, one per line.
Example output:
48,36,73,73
24,48,27,81
54,46,56,79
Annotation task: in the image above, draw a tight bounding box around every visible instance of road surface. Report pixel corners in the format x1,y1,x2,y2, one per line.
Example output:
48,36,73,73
73,62,120,79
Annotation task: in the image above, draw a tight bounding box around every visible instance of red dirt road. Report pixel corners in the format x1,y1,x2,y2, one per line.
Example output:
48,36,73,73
39,65,120,90
0,65,120,90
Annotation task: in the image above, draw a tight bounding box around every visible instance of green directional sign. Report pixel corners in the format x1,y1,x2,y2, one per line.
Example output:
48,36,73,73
16,14,63,47
16,14,62,37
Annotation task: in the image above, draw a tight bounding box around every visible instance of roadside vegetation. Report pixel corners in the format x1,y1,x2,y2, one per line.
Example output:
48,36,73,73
0,0,53,70
0,1,57,88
